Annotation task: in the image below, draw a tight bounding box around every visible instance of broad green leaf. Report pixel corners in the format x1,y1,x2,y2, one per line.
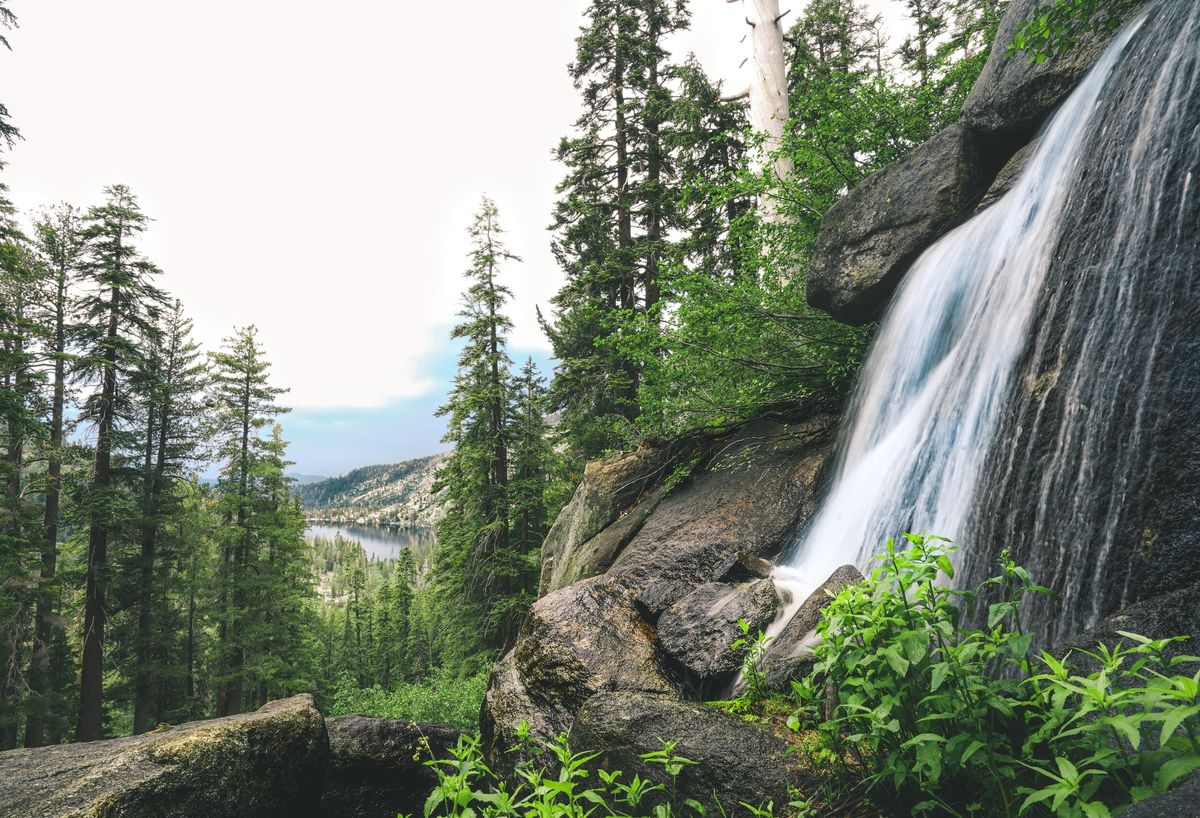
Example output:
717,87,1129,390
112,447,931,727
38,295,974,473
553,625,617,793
961,740,985,765
1155,755,1200,792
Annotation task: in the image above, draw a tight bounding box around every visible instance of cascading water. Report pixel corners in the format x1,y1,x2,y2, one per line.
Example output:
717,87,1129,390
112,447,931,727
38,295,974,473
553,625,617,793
773,0,1200,648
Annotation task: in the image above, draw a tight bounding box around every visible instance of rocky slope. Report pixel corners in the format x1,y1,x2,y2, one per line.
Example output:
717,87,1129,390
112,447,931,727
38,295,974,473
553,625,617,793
0,697,462,818
300,453,446,528
482,412,842,787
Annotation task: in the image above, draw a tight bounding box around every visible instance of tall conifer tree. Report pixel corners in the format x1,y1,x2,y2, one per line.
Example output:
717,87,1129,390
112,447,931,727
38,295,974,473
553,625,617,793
543,0,690,461
130,301,207,733
433,197,520,660
23,204,84,747
75,185,166,741
208,325,288,716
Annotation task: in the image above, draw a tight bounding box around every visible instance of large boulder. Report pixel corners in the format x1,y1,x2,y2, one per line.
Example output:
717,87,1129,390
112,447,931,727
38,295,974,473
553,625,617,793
481,575,678,772
320,716,462,818
539,447,680,596
657,578,780,684
569,692,804,818
485,413,833,775
806,124,994,326
607,416,835,616
0,695,327,818
961,0,1154,137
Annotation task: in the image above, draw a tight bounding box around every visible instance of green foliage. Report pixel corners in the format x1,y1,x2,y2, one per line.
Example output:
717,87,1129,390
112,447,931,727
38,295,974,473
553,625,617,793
1011,0,1140,63
417,726,790,818
620,0,1004,445
543,0,692,462
432,197,538,666
327,667,490,732
788,535,1200,817
732,619,773,704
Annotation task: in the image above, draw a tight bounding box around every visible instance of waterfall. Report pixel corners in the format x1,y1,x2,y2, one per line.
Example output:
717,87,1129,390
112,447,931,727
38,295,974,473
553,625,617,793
774,0,1200,646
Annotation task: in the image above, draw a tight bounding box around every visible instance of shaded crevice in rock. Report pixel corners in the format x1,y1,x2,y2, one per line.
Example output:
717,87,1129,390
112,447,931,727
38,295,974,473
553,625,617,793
320,716,462,818
657,578,780,697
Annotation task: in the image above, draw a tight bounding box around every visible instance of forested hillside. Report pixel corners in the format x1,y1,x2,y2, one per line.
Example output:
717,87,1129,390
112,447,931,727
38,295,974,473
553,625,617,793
9,1,1200,817
299,454,446,528
0,0,1005,748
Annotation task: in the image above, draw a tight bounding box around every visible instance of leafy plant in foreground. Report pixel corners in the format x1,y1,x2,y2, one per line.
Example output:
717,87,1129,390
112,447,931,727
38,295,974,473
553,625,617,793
417,724,799,818
788,534,1200,817
731,618,773,704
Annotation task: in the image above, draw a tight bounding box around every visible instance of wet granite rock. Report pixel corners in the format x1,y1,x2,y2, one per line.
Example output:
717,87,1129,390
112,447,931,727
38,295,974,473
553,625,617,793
806,124,992,326
657,579,780,681
480,575,678,773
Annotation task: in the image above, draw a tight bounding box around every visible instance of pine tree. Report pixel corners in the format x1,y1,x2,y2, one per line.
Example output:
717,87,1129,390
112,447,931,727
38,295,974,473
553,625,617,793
23,204,85,747
0,237,41,749
543,0,690,461
937,0,1009,111
432,197,519,661
0,2,19,153
130,300,207,733
900,0,949,92
507,358,551,585
246,425,313,707
208,325,288,716
75,184,166,742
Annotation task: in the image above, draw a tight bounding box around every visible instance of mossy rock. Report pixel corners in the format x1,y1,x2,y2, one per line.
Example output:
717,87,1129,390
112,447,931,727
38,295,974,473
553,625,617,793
0,695,328,818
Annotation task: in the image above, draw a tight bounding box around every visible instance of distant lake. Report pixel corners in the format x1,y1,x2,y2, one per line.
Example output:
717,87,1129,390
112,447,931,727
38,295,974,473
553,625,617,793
305,522,434,562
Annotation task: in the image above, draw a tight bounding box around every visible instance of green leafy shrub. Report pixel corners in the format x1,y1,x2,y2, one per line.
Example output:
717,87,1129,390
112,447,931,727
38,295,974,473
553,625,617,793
732,618,773,704
789,534,1200,817
327,667,489,731
417,726,808,818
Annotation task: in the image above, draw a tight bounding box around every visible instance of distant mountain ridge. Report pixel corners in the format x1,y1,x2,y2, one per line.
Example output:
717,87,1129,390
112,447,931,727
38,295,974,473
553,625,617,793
298,453,447,529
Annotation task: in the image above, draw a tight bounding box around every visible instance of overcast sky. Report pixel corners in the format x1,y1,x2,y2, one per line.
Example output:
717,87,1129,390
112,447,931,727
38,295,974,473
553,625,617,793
3,0,908,477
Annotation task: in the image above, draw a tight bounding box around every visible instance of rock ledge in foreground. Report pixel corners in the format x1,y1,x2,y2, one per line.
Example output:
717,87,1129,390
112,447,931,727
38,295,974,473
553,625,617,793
0,694,327,818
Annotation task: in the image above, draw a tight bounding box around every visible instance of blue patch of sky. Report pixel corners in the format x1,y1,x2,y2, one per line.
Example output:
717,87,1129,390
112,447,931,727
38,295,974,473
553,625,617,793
278,345,556,480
